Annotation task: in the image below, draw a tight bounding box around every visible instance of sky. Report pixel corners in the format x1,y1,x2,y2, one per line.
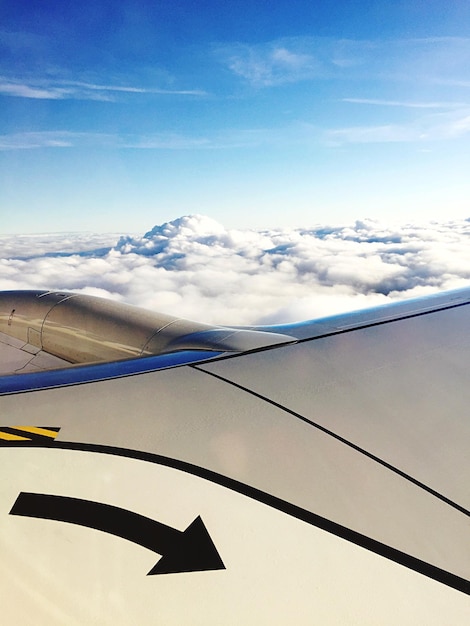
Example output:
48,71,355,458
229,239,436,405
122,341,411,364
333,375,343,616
1,1,470,234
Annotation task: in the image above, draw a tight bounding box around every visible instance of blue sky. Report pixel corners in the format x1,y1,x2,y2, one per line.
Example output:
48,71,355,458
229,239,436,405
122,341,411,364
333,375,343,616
1,1,470,233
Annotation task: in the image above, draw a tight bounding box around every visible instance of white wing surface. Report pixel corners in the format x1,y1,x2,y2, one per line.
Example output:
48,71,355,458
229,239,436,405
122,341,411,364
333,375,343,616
0,289,469,624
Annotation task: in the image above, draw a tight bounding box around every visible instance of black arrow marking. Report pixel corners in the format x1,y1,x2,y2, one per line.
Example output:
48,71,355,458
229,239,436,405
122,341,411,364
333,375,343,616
9,492,225,576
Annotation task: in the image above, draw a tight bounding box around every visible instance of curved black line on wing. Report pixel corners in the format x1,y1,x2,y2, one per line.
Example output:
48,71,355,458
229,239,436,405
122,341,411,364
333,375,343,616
3,440,469,596
191,365,470,519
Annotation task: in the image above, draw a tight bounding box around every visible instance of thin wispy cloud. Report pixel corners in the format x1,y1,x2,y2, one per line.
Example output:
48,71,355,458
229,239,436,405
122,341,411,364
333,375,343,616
0,131,117,150
1,215,469,325
220,36,470,88
0,125,308,151
0,130,225,151
325,107,470,145
123,134,213,150
0,81,67,99
435,79,470,88
0,132,73,150
342,98,467,109
0,77,207,101
217,39,324,87
3,106,470,151
0,130,230,151
61,80,207,97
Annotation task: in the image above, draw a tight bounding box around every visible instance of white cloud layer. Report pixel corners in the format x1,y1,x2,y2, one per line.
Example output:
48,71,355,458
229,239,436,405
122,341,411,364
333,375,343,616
1,215,470,325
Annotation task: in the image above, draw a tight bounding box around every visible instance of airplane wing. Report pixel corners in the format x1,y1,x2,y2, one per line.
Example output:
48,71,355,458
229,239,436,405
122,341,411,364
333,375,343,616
0,289,469,624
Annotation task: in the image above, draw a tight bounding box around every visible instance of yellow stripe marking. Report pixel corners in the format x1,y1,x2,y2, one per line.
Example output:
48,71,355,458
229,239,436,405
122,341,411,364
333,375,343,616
0,432,30,441
16,426,59,439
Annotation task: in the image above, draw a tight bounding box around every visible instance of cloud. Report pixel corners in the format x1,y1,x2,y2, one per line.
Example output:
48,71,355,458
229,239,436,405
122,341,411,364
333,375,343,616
219,36,470,88
341,98,467,109
218,37,365,87
0,77,207,101
0,131,215,151
0,81,67,99
0,125,311,151
218,39,323,87
0,131,114,150
324,107,470,145
59,81,207,98
1,216,470,326
0,131,77,150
